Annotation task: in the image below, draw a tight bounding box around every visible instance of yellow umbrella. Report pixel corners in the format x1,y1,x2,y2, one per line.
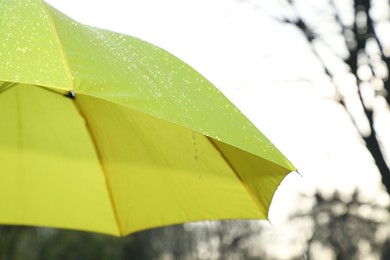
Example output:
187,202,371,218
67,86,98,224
0,0,296,236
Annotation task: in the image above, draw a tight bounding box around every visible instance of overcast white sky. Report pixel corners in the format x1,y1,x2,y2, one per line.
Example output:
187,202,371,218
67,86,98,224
45,0,389,224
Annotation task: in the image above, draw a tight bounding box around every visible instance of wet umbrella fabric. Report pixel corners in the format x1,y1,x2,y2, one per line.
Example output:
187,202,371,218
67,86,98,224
0,0,296,236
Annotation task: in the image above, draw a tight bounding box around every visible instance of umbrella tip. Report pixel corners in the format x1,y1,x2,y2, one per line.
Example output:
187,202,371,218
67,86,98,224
65,90,76,99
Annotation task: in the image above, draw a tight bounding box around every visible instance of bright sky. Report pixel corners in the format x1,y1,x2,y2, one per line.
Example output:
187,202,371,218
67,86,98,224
45,0,388,224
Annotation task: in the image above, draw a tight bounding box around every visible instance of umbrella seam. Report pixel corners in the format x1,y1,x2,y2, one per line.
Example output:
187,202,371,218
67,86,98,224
41,2,74,91
207,137,275,220
0,82,17,94
71,99,123,236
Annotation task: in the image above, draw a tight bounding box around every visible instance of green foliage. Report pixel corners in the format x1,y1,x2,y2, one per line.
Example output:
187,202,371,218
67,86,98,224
0,226,141,260
290,191,390,260
0,222,269,260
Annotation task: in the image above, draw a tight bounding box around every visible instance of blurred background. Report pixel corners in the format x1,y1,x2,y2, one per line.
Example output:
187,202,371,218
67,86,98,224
2,0,390,259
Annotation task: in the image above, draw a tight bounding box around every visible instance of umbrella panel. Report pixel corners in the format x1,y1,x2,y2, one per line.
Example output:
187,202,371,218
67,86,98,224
0,84,118,235
75,93,267,235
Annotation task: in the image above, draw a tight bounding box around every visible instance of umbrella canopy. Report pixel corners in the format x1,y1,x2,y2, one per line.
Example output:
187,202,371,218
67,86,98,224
0,0,296,236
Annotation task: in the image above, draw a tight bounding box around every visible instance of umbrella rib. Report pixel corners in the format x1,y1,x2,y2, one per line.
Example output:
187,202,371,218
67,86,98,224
206,137,268,218
70,99,123,236
41,3,74,90
0,82,17,95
